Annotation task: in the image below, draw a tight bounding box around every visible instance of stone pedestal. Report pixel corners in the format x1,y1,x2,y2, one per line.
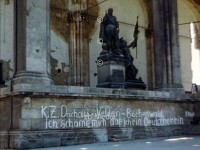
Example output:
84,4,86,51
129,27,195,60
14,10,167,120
97,55,126,88
96,53,146,89
126,79,146,90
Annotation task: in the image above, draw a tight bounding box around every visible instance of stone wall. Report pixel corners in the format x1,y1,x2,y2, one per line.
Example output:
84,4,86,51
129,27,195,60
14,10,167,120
0,86,199,149
0,0,15,82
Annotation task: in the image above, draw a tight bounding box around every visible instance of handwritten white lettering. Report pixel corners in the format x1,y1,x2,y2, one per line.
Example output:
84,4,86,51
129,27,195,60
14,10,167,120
185,111,195,117
41,105,185,129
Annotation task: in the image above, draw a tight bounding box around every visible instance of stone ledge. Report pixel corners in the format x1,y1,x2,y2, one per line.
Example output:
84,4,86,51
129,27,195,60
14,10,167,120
0,84,197,101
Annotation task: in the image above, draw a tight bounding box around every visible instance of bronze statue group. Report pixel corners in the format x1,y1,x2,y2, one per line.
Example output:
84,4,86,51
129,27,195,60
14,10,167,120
99,8,139,81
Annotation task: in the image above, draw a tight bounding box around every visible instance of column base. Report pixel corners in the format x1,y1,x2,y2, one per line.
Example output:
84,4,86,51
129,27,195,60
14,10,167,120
13,71,54,85
155,84,185,97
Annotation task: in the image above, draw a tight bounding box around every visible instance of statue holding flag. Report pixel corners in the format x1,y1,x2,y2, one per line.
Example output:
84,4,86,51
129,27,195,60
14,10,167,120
129,16,139,58
119,16,141,81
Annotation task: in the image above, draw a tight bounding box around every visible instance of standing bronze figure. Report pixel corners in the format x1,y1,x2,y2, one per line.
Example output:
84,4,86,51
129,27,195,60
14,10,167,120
99,8,120,54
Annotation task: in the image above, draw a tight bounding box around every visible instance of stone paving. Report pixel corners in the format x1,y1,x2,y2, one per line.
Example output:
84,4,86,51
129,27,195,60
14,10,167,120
31,136,200,150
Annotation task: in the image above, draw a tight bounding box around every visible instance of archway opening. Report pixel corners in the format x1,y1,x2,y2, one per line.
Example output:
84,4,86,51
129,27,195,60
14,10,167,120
178,0,200,91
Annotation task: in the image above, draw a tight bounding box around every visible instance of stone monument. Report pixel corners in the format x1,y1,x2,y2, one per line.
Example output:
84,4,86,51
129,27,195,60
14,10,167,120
96,8,125,88
97,8,146,89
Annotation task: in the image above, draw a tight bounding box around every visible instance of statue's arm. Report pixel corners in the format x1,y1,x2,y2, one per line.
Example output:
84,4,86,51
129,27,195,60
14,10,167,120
114,16,119,29
127,38,137,49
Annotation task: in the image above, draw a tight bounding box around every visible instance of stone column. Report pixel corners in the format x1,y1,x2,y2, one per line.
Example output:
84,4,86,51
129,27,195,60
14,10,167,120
68,12,89,86
13,0,53,85
145,26,154,90
152,0,183,91
168,0,183,89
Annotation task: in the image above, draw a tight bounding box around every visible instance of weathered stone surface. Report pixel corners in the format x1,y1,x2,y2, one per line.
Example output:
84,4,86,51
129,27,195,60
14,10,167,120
0,99,11,130
0,132,8,149
97,58,126,88
61,137,78,146
44,138,61,147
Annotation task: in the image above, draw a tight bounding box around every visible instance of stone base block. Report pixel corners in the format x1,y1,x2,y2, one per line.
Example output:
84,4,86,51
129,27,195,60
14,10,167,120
97,82,125,88
126,80,146,90
97,55,126,88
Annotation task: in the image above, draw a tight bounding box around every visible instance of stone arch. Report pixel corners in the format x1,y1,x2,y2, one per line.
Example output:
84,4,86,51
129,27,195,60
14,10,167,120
138,0,153,27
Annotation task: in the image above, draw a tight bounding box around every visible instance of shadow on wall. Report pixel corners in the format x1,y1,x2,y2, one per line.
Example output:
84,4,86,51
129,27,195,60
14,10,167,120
0,60,13,86
50,0,99,85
